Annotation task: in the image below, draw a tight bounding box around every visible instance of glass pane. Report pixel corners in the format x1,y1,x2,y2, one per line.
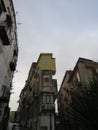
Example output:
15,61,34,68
47,96,50,103
43,95,46,104
50,95,54,103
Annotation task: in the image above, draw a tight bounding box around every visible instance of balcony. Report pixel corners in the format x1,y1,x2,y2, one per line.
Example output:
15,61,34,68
40,104,55,113
0,12,12,27
47,104,55,110
0,12,12,45
0,24,10,45
6,13,12,27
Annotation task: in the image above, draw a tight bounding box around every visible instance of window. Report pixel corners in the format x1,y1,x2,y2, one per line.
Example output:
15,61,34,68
50,95,54,103
46,95,50,103
13,49,18,57
0,0,6,14
1,85,6,96
43,75,50,86
42,94,54,104
45,77,49,82
0,5,2,14
77,73,80,82
42,95,46,104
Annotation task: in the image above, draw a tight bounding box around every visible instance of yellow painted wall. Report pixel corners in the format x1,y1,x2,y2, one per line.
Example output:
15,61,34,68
31,54,56,89
37,54,56,73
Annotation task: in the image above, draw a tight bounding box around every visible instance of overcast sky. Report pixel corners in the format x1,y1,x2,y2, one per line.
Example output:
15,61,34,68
9,0,98,111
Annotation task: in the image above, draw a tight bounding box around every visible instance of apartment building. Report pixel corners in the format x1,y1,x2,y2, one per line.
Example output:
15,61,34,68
57,57,98,130
0,0,18,130
17,53,57,130
57,70,72,130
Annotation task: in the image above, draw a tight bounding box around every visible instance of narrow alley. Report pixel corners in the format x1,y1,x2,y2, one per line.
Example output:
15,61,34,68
0,0,98,130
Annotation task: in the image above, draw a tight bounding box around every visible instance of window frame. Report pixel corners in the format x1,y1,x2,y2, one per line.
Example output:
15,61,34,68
41,94,54,104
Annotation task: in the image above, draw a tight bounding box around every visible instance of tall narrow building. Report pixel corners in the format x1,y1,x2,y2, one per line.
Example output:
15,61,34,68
17,53,57,130
0,0,18,130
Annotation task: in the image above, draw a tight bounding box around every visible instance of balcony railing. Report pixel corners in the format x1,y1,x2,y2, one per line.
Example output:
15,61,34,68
40,104,55,113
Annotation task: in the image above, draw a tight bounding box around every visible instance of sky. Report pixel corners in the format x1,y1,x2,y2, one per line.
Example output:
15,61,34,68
9,0,98,111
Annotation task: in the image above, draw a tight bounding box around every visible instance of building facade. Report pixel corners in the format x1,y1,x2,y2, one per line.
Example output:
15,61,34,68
57,57,98,130
17,53,57,130
0,0,18,129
